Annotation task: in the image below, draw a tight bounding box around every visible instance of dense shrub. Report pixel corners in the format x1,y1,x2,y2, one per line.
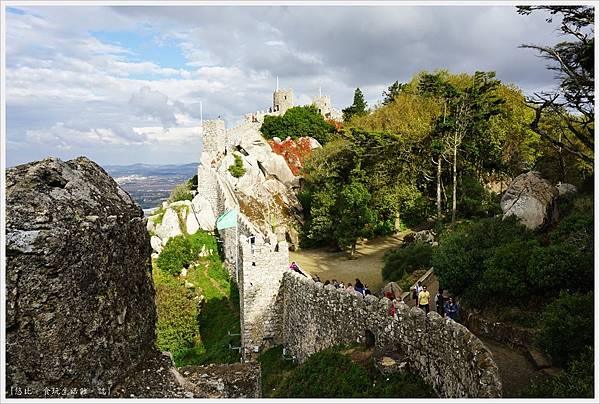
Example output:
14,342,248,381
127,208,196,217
432,216,530,304
536,292,594,367
228,153,246,178
396,184,431,227
168,183,193,203
550,210,594,253
260,346,435,398
479,239,537,300
260,105,336,145
457,175,501,218
278,348,372,397
527,243,593,294
187,174,198,191
155,280,199,356
156,230,216,276
382,242,433,281
521,346,594,398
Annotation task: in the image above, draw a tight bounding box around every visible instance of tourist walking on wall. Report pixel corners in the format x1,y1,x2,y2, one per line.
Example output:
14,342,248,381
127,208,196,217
412,281,423,306
354,278,365,295
435,288,445,316
444,297,460,322
418,285,430,314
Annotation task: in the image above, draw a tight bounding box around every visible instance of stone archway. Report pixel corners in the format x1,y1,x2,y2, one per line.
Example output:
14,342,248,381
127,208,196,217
365,329,376,348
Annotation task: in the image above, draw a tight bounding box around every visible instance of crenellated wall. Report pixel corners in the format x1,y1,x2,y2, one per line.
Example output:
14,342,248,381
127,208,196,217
279,271,503,398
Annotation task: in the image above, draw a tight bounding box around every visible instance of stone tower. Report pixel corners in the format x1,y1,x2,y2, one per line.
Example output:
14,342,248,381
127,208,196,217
273,89,294,114
312,95,333,119
200,119,226,167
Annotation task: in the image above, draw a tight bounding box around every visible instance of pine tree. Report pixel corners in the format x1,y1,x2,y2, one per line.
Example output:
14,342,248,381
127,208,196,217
342,88,368,122
382,81,406,105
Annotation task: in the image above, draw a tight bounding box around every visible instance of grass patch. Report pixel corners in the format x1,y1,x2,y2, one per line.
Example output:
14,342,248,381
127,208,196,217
149,206,166,226
153,230,241,366
259,345,436,398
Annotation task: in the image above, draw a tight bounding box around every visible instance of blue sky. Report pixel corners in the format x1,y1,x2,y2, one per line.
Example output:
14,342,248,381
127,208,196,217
4,4,563,166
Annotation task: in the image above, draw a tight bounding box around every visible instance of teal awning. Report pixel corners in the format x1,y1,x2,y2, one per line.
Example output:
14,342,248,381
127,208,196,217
216,209,238,230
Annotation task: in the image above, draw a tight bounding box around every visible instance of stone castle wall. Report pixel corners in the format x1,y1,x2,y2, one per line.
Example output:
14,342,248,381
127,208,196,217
279,271,503,398
197,161,289,361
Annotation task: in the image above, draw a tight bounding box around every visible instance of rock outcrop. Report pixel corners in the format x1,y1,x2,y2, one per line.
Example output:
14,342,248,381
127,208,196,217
500,171,559,230
6,157,164,397
149,193,216,254
556,182,577,196
6,156,261,398
268,136,321,175
205,123,305,247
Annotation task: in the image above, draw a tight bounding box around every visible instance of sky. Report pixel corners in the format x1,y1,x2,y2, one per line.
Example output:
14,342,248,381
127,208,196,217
4,3,565,167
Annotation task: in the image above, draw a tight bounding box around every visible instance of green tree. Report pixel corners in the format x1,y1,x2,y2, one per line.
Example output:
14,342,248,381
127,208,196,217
334,175,375,257
228,153,246,178
517,6,594,168
260,105,336,144
536,292,594,366
382,80,406,105
343,88,368,122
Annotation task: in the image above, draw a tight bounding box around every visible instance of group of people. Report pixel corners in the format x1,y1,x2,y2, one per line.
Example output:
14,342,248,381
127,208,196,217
318,276,372,296
411,281,460,321
288,263,373,295
288,261,460,321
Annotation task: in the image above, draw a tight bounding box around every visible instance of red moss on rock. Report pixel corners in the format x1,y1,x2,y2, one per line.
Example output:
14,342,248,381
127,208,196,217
268,137,317,175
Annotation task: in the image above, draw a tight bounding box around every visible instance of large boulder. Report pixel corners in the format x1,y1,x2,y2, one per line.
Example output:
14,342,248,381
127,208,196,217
188,194,216,233
556,182,577,196
154,207,182,241
5,157,163,396
501,171,559,230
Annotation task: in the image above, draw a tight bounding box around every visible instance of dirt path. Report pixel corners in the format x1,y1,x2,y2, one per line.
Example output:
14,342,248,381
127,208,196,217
289,233,407,292
406,272,539,397
478,337,538,397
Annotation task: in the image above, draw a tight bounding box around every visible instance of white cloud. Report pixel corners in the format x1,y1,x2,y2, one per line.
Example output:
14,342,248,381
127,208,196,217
5,5,563,167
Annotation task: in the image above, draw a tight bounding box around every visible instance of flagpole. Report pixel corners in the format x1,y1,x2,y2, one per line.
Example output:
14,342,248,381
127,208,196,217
236,217,239,284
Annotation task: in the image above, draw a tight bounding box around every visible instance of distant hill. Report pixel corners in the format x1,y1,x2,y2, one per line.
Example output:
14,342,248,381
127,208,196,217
103,162,199,177
103,163,198,212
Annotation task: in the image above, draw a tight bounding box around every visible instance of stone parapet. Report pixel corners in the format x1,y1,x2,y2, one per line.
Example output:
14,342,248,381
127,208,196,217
280,271,503,398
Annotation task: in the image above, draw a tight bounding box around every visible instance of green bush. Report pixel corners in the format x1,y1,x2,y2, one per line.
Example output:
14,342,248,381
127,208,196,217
457,175,501,218
382,242,433,281
156,235,194,276
187,174,198,191
168,183,193,203
156,230,216,276
261,346,436,398
550,210,594,253
155,280,199,356
479,240,537,300
536,292,594,367
432,216,531,305
521,346,594,398
260,105,336,145
228,153,246,178
396,184,431,227
527,243,593,294
278,348,372,397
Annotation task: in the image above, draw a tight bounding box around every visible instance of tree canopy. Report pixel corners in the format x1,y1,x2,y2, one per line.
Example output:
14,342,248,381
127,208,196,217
517,6,594,168
260,105,336,145
342,88,368,122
